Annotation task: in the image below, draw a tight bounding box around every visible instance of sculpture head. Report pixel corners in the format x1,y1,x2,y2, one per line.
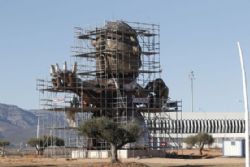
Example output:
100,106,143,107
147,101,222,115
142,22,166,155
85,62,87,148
91,21,141,79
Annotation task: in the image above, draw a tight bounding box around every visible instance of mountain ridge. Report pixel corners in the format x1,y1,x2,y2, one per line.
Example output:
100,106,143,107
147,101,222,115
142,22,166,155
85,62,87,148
0,103,38,146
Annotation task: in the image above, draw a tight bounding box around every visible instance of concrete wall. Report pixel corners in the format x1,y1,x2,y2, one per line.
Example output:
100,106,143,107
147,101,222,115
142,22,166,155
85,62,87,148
71,149,165,159
72,150,109,159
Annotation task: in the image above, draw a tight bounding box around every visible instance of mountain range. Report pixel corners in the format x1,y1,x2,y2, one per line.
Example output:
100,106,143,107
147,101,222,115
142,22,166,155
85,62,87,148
0,103,38,146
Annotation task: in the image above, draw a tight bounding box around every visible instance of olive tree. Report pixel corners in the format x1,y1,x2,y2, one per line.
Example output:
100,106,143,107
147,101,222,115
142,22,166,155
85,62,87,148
28,136,64,155
184,133,214,155
196,133,214,155
78,117,140,163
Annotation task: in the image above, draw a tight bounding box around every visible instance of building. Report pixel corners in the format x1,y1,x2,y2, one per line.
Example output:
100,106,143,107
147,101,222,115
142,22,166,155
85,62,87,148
148,111,245,148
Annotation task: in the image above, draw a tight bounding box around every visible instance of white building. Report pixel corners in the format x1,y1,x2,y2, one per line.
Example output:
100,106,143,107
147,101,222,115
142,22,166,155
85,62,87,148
147,111,245,148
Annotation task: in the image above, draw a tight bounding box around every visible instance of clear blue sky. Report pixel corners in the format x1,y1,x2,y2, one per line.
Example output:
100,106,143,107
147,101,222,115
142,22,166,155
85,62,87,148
0,0,249,112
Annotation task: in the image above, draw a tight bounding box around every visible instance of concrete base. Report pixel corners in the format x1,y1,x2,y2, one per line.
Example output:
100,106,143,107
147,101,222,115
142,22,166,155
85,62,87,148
71,149,165,159
117,149,165,159
72,150,109,159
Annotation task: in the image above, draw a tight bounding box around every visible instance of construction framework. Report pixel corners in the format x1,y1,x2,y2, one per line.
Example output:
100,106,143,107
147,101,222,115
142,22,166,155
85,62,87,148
36,21,182,157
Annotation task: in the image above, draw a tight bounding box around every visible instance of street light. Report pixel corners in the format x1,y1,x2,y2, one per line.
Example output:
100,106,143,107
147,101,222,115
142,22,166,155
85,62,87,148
189,71,195,112
237,42,249,167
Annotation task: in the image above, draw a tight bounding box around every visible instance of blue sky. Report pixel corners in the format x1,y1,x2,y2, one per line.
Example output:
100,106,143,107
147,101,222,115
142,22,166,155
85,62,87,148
0,0,249,112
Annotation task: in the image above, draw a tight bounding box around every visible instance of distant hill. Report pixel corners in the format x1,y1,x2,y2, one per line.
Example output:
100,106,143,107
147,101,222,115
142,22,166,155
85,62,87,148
0,103,88,147
0,103,38,146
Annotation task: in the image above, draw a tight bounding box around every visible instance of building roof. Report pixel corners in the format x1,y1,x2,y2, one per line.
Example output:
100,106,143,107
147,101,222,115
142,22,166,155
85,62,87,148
168,111,244,120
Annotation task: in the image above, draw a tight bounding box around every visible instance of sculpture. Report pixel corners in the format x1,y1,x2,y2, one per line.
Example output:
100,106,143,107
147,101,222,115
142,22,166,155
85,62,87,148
49,21,169,148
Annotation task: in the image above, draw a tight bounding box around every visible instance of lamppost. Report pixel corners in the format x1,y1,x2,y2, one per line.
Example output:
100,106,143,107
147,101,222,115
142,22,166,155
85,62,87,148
237,42,249,167
189,71,195,112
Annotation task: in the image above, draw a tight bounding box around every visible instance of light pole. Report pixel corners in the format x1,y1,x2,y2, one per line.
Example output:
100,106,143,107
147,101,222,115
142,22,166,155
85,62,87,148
237,42,249,167
189,71,195,112
36,116,40,138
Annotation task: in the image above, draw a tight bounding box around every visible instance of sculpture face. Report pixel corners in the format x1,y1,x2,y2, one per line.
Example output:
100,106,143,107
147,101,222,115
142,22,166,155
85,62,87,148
92,21,141,79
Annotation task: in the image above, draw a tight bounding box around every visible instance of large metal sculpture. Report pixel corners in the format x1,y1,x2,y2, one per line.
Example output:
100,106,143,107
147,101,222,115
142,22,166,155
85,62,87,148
48,21,169,148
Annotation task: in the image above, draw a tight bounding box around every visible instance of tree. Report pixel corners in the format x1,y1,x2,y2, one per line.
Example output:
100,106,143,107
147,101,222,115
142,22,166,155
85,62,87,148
0,140,10,156
184,133,214,155
78,117,140,163
28,136,64,155
196,133,214,155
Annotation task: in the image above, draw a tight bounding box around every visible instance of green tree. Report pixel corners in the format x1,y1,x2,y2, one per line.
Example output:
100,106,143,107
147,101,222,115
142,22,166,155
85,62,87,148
0,140,10,156
196,133,214,155
27,136,64,155
78,117,140,163
184,133,214,155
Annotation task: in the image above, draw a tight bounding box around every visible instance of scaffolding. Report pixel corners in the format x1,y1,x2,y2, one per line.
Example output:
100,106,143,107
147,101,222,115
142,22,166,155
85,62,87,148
36,21,182,157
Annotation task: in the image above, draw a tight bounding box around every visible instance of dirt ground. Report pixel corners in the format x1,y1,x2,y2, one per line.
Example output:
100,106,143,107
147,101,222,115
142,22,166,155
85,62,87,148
166,148,223,158
0,156,244,167
0,149,245,167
